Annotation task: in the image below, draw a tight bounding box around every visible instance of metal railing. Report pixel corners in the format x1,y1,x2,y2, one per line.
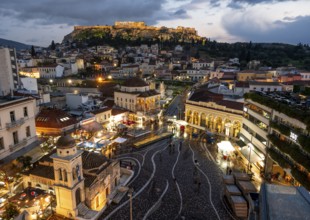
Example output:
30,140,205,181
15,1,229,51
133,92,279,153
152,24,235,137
9,138,27,152
6,118,25,129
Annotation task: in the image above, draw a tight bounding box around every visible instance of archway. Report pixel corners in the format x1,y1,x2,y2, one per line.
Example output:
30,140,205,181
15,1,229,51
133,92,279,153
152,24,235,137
207,114,214,129
193,112,199,125
200,113,206,127
214,117,223,133
186,110,192,123
76,188,81,207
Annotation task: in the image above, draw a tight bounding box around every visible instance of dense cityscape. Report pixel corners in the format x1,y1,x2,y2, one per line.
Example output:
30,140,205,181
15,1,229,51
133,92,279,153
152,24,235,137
1,2,310,220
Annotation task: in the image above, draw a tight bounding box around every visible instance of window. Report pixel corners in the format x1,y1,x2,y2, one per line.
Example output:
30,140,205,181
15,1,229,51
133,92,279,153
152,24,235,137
13,131,18,145
58,169,63,181
10,111,15,122
63,169,68,182
26,126,31,137
0,137,4,150
72,168,77,180
23,107,28,117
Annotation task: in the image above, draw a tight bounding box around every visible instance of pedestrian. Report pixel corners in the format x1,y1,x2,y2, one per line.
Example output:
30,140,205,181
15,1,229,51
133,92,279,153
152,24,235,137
197,181,201,192
229,168,232,175
179,141,182,151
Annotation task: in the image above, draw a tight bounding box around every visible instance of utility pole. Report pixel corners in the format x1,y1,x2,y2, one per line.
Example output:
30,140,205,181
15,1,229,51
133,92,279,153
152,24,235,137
128,188,134,220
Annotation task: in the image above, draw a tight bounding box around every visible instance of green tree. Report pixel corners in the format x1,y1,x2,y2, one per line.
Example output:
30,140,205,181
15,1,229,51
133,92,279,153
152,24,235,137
2,203,19,219
16,156,32,170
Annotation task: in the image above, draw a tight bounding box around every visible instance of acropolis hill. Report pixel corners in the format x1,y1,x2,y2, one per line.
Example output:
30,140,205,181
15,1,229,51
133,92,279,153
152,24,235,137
64,21,205,45
74,21,197,34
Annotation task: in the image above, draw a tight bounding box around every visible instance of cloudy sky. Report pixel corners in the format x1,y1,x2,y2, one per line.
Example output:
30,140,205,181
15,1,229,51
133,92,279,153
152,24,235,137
0,0,309,46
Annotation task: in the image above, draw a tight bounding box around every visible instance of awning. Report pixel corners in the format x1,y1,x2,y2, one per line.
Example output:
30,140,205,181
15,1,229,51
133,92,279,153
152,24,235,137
240,145,265,164
113,137,127,144
217,141,235,154
81,121,103,132
236,139,246,147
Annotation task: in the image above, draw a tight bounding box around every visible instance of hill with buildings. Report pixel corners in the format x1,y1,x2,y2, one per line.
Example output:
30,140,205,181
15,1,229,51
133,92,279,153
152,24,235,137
63,21,206,47
0,38,31,50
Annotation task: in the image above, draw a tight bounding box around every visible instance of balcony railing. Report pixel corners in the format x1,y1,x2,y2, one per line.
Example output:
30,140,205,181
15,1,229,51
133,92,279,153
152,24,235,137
6,118,25,129
9,138,27,152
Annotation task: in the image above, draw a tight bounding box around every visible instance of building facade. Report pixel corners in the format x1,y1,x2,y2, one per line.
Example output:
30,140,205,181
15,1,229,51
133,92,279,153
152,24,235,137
114,77,160,114
244,92,310,189
185,90,243,138
0,97,37,160
0,47,19,96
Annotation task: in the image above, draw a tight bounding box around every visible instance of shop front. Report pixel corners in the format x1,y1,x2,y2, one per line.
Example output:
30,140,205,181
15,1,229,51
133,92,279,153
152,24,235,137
237,134,265,175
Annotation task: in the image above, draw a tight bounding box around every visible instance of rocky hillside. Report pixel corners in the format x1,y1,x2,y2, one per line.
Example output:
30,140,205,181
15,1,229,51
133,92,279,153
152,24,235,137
63,22,206,47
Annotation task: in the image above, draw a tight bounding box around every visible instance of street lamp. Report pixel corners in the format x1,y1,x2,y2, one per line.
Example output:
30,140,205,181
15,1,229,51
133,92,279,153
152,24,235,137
128,188,134,220
247,144,253,174
247,134,254,174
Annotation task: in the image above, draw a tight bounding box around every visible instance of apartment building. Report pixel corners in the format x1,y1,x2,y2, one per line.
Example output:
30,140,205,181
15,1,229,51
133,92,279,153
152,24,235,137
0,47,19,96
241,97,271,172
243,92,310,189
0,97,37,161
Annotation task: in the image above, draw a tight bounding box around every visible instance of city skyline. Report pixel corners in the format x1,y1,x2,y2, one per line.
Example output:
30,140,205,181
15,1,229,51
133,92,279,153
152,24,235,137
0,0,310,46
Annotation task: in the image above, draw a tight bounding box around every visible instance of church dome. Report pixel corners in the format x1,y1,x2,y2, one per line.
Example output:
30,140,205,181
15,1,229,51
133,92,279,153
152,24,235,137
122,77,148,87
56,135,75,149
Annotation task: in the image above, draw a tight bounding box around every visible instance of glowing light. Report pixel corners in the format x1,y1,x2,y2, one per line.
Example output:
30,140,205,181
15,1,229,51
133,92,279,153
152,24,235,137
108,75,112,80
290,131,298,141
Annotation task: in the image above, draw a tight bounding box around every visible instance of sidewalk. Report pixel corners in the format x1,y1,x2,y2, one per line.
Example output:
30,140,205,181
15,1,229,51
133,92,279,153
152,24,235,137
204,140,263,190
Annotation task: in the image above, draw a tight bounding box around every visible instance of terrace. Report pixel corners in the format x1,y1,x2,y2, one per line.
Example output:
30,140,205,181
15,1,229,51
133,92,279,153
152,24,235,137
244,92,310,131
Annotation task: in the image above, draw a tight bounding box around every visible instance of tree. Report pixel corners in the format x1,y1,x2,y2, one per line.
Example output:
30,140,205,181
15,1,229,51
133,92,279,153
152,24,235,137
16,156,32,170
31,45,36,57
50,40,56,50
2,203,19,219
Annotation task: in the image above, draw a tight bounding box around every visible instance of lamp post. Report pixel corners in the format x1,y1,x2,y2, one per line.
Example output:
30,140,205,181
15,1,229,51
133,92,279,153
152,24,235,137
128,188,134,220
247,134,253,174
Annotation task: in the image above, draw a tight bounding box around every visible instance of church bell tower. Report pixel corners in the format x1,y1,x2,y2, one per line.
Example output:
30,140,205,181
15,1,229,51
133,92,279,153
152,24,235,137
51,135,85,219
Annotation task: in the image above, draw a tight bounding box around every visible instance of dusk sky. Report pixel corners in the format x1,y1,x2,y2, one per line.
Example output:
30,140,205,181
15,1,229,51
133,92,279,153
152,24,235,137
0,0,309,46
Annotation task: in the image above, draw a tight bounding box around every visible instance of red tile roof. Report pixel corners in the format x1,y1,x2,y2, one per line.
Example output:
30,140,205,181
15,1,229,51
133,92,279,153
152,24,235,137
36,108,77,128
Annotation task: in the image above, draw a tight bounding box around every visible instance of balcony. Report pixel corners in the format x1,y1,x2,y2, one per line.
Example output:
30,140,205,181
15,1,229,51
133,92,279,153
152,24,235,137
6,118,25,129
9,138,27,152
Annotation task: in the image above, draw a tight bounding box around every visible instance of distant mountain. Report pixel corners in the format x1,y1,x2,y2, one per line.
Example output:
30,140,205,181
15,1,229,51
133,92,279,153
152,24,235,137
0,38,31,50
